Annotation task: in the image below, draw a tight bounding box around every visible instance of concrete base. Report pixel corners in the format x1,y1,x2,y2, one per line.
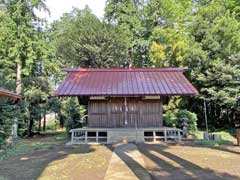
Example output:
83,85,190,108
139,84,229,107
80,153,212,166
108,130,144,143
70,127,182,144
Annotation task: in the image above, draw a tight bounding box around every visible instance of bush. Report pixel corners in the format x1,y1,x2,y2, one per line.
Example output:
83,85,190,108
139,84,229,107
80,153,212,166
62,98,86,134
46,119,60,132
0,136,4,148
163,109,198,131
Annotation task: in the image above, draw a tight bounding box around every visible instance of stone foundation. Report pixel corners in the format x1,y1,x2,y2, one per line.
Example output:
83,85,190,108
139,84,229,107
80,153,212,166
107,130,144,143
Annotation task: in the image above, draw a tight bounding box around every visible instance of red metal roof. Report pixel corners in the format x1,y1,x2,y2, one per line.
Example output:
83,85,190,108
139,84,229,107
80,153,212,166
54,67,198,96
0,89,22,99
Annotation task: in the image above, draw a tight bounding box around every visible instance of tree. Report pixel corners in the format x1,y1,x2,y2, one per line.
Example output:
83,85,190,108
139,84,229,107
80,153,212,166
105,0,148,66
52,6,128,68
188,3,240,128
115,0,240,128
0,0,58,137
149,28,190,67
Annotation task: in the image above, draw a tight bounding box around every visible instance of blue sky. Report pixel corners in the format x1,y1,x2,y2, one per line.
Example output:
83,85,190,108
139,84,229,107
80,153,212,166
37,0,106,22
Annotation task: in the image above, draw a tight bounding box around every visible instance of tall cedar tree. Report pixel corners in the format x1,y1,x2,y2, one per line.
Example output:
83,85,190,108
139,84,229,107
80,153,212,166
52,7,128,68
0,0,58,137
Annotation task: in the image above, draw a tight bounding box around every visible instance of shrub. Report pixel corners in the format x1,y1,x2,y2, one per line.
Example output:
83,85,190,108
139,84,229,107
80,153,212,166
46,119,60,132
163,109,198,131
0,136,4,148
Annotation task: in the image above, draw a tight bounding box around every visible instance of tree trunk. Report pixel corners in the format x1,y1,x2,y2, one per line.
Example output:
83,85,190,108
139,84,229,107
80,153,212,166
43,110,46,132
12,62,22,138
28,119,34,137
60,114,64,128
16,62,22,94
38,119,41,132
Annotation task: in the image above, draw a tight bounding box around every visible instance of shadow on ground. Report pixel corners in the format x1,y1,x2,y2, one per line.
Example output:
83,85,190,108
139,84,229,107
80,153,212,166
105,142,240,180
0,133,112,180
1,134,240,180
107,142,240,180
137,143,240,180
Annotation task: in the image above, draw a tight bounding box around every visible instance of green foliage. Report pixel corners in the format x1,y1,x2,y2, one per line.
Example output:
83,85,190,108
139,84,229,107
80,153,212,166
1,0,240,141
190,129,236,146
105,0,149,66
52,7,128,68
150,28,190,67
0,98,31,146
143,0,240,128
0,0,60,139
45,120,60,132
62,98,86,133
163,109,198,131
0,99,17,145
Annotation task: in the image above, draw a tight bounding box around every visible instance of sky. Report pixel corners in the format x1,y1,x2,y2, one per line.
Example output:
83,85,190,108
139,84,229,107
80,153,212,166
37,0,106,23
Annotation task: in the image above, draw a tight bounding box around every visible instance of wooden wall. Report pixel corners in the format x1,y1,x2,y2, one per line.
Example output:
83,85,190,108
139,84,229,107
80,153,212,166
88,97,163,128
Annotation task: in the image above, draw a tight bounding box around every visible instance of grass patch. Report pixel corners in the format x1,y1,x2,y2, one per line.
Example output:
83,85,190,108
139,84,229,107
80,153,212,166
192,128,236,146
212,129,236,142
191,129,236,140
189,130,203,139
194,139,233,146
0,131,67,160
0,177,8,180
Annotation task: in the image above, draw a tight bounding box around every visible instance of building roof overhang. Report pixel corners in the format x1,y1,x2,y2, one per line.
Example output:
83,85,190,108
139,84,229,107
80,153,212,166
0,89,22,100
54,67,199,97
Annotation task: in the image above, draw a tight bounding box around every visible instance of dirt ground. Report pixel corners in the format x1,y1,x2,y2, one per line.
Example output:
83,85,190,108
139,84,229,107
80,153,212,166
0,134,113,180
138,143,240,180
0,134,240,180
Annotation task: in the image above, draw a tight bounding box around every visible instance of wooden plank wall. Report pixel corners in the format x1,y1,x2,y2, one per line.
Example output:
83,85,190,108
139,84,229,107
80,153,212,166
88,97,163,128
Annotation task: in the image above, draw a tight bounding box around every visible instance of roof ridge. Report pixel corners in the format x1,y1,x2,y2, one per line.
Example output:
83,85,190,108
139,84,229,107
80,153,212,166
62,67,188,72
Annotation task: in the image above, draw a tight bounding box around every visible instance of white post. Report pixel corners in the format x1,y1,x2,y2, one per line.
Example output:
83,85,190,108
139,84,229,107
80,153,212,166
204,98,209,140
85,131,87,143
96,131,99,143
153,131,156,142
178,130,181,142
71,130,74,144
164,129,167,142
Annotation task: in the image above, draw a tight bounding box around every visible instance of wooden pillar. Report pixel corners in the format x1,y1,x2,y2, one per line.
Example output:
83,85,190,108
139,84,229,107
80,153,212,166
160,98,163,126
124,97,128,125
107,100,112,128
139,100,143,128
88,101,90,127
